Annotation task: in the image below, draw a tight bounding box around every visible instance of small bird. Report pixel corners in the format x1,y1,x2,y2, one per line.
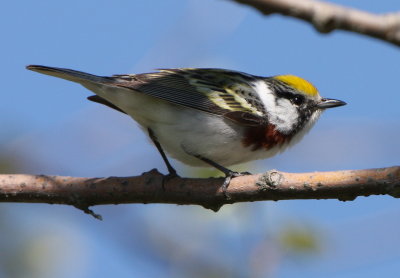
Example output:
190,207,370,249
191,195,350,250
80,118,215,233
27,65,346,191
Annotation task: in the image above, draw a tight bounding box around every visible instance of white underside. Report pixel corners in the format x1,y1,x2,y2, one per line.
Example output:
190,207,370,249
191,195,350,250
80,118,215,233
83,82,321,167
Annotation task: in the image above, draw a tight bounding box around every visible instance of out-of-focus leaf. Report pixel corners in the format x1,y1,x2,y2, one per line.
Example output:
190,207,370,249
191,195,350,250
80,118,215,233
278,224,321,254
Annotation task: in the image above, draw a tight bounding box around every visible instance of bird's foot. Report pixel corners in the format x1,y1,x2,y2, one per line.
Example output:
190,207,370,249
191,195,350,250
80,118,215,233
222,171,252,200
161,169,179,190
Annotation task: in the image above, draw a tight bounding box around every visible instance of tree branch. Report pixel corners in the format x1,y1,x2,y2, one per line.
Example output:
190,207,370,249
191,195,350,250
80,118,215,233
233,0,400,47
1,166,399,219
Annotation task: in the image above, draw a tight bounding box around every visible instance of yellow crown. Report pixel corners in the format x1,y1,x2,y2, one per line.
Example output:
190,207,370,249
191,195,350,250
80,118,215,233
274,75,319,97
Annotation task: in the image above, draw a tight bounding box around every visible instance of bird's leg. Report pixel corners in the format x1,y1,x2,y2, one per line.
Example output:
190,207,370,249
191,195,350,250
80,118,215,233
148,128,178,181
193,155,251,198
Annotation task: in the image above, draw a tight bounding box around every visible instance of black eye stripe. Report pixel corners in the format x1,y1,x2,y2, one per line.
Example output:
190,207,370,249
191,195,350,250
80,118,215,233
275,91,305,105
275,91,292,99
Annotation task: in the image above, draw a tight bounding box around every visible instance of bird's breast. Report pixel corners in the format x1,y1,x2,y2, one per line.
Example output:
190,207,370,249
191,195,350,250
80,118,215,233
242,123,295,151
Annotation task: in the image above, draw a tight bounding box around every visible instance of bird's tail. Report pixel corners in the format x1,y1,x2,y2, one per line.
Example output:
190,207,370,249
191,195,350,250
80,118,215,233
26,65,111,84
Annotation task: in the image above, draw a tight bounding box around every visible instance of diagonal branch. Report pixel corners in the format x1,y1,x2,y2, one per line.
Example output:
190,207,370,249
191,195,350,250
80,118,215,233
1,166,399,219
232,0,400,47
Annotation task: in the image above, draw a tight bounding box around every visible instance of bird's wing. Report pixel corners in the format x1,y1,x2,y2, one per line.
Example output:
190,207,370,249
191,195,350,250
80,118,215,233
26,65,268,126
112,68,267,126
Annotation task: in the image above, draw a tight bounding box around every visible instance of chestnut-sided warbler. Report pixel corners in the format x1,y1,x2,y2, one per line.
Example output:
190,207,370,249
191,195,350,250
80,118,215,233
27,65,346,191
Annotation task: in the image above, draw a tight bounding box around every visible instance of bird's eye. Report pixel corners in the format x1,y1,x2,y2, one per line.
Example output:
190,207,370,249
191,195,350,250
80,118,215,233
292,95,304,105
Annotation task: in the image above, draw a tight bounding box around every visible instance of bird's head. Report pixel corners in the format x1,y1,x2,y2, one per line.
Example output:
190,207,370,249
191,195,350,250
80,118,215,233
262,75,346,135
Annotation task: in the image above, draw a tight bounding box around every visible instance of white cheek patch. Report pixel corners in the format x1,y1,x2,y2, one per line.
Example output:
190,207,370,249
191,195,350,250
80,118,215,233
272,98,299,133
253,80,299,134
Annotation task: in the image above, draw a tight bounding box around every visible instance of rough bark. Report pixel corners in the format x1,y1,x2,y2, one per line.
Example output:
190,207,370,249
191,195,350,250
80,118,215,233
1,166,399,219
233,0,400,47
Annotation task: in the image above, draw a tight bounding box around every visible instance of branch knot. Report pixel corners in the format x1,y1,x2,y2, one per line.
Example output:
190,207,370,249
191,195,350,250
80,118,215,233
256,169,283,190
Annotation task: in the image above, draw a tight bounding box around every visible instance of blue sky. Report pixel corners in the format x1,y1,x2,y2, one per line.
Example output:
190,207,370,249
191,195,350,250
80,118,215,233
1,0,400,277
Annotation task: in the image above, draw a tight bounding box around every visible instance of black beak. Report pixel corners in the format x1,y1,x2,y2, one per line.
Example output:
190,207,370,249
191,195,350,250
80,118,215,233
317,98,347,109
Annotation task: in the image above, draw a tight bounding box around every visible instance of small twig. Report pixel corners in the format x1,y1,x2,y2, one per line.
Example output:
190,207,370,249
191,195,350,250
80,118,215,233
233,0,400,47
0,167,399,219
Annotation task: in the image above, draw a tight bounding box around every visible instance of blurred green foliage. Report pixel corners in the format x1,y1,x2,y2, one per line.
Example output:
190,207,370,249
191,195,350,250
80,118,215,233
278,224,321,254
